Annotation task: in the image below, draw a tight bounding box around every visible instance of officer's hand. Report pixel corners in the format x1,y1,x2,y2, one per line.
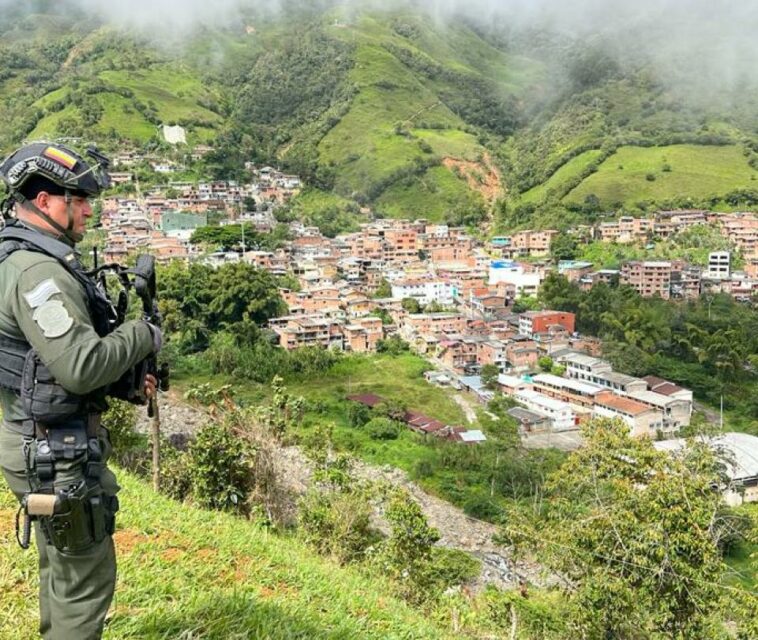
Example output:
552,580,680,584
145,321,162,353
144,374,158,399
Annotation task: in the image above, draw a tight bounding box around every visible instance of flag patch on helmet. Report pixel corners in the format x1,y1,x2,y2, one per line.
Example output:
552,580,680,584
42,146,77,170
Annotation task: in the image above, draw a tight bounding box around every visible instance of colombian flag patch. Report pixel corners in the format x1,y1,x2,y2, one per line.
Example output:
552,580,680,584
42,146,77,170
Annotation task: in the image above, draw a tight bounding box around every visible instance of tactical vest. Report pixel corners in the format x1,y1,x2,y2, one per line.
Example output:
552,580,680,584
0,222,114,424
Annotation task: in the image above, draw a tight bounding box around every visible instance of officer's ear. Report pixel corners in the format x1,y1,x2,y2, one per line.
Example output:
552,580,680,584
32,191,53,213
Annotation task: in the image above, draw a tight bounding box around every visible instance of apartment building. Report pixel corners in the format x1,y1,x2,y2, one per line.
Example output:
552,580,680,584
593,391,662,438
621,261,672,299
400,312,468,340
391,279,457,306
561,353,613,381
706,251,730,280
532,373,605,409
271,315,345,350
518,310,576,338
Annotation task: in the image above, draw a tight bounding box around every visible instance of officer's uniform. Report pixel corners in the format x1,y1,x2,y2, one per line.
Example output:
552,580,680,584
0,144,156,639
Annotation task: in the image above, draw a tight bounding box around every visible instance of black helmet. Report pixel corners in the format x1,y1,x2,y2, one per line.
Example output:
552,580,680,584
0,141,111,200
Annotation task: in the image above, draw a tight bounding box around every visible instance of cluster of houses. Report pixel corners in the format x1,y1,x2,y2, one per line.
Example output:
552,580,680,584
100,165,301,263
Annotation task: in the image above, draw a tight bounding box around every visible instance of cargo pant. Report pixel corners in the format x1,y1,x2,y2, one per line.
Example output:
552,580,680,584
0,421,119,640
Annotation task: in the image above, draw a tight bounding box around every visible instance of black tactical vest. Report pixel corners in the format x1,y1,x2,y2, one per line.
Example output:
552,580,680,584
0,221,114,423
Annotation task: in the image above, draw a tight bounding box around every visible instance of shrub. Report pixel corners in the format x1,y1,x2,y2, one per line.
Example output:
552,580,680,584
646,173,656,181
188,420,255,513
364,417,403,440
299,487,377,564
160,446,193,502
347,401,372,428
463,494,501,521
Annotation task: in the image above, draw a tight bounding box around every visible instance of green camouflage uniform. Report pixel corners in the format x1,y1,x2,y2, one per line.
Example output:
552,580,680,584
0,231,153,639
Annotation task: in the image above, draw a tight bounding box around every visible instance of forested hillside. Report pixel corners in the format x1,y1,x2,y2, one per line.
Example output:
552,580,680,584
0,2,756,228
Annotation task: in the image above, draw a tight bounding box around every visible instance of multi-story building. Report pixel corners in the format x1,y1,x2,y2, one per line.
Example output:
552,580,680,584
518,310,576,338
593,391,663,438
621,261,672,299
560,353,613,381
391,279,457,306
532,373,605,409
515,389,576,431
270,315,345,350
488,261,544,298
706,251,730,280
400,313,468,340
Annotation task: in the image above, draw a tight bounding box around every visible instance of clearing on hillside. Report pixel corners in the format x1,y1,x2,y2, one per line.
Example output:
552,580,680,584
564,144,756,209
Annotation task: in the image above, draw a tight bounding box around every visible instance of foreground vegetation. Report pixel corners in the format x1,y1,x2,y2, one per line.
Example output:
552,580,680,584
0,472,462,639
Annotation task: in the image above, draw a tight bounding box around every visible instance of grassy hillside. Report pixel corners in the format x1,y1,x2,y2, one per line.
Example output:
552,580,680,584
0,471,457,640
565,144,756,209
0,6,756,227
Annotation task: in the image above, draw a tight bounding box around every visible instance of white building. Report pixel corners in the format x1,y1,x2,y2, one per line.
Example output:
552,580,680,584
488,261,543,298
391,279,457,306
515,389,576,431
706,251,730,280
655,433,758,506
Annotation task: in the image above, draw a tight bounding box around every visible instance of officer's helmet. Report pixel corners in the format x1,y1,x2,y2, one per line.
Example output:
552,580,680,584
0,142,111,201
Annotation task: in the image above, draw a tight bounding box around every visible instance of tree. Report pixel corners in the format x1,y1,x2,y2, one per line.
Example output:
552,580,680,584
480,363,500,390
538,272,582,314
505,418,751,638
538,356,554,372
401,297,422,314
374,278,392,298
550,232,578,261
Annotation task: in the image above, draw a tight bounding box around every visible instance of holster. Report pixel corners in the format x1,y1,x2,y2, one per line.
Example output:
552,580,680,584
19,421,119,552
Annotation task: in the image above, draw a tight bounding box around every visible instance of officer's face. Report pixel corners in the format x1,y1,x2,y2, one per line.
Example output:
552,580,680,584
36,192,93,239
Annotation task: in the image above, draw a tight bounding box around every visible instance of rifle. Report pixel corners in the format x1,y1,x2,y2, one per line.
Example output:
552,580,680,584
89,251,169,491
88,251,170,408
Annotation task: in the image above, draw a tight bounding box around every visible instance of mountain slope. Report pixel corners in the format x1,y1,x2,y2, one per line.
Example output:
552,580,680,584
0,6,756,227
0,471,458,640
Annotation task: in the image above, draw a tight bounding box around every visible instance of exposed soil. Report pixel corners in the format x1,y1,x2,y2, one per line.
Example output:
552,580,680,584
442,152,504,204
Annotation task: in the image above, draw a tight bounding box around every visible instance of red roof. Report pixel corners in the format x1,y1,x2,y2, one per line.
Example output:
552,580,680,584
347,393,384,407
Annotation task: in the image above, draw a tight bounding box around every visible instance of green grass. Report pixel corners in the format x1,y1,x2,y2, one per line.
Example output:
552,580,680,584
412,129,484,160
565,144,757,208
100,66,222,124
95,93,158,141
725,505,758,591
27,104,81,140
374,164,478,220
519,149,604,204
0,471,458,639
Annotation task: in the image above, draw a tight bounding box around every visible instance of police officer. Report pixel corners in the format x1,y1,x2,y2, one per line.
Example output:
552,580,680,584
0,142,161,639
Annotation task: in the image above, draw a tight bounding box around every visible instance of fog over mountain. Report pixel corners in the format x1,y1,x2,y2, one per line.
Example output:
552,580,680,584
5,0,757,97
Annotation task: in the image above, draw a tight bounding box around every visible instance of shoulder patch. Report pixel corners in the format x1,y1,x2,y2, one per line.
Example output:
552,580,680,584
32,300,73,338
23,278,62,309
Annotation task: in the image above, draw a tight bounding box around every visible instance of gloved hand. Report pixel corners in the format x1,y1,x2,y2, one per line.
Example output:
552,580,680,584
145,322,162,354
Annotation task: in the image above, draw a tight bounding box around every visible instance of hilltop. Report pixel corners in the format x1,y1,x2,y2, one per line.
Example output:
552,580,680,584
0,5,756,228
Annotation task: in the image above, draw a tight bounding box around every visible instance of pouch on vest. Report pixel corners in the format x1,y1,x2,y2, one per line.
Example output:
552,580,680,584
20,350,83,424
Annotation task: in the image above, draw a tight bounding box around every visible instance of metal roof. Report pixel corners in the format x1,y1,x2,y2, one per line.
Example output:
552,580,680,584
655,433,758,481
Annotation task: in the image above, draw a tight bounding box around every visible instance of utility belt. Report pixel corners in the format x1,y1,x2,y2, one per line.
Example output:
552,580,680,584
15,414,119,553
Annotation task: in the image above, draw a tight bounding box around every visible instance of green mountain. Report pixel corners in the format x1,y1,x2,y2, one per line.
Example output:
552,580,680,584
1,4,756,229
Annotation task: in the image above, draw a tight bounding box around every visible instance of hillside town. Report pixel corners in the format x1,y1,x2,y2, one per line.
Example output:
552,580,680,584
96,163,758,447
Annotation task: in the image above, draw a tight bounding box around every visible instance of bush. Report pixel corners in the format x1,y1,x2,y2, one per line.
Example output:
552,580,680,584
347,401,372,428
463,494,501,521
427,548,481,590
188,420,255,513
160,446,193,502
364,417,403,440
299,487,377,564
